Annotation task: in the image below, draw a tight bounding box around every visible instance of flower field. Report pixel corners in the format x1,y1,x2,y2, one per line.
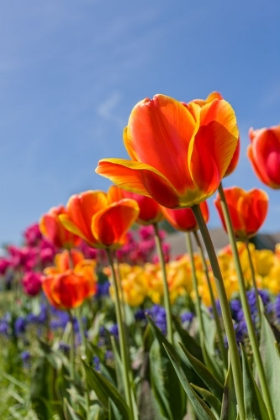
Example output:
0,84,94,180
1,92,280,420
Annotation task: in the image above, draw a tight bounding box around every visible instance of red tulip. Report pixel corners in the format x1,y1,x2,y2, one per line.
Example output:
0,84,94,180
214,187,269,238
247,125,280,188
59,190,140,249
108,185,163,225
40,206,81,249
96,93,239,208
161,201,209,232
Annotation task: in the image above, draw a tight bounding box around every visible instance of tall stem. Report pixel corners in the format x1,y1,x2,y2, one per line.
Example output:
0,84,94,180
185,232,205,343
217,183,275,420
193,230,227,367
106,249,134,419
68,310,76,381
244,238,261,321
153,223,174,345
192,204,245,420
77,307,90,417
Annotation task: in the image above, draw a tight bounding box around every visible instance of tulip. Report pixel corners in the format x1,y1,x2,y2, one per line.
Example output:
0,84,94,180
191,92,240,177
248,124,280,188
40,206,81,249
42,251,97,309
59,190,139,249
22,272,42,296
96,93,239,208
161,201,209,232
108,185,163,225
214,187,268,239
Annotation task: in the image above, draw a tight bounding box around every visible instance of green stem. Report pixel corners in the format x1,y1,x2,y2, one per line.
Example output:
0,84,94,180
114,256,127,325
77,307,90,416
192,204,245,420
185,232,205,344
218,183,275,420
153,223,174,345
193,230,227,367
68,310,75,381
106,249,134,419
244,237,261,321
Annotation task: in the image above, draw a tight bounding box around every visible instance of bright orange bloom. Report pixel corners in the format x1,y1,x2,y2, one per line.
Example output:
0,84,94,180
59,190,139,249
161,201,209,232
190,92,240,178
248,125,280,189
96,93,239,208
108,185,163,225
40,206,81,249
214,187,269,238
42,250,97,309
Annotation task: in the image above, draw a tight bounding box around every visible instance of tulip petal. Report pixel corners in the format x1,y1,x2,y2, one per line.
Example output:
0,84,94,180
250,128,280,187
96,158,180,207
65,191,108,244
91,199,139,247
59,214,92,244
126,94,199,192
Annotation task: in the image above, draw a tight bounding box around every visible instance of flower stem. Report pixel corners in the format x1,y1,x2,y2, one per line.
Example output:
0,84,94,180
76,307,90,417
217,183,275,420
193,230,227,367
244,237,261,321
106,249,134,419
153,223,174,345
192,203,245,420
185,232,205,343
68,310,75,381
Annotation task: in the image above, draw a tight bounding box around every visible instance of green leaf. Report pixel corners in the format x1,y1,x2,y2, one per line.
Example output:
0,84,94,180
173,316,203,362
259,308,280,420
179,343,224,402
83,362,131,420
163,345,216,420
201,338,225,385
220,364,237,420
64,398,84,420
147,317,186,420
240,345,269,420
109,398,124,420
191,384,221,418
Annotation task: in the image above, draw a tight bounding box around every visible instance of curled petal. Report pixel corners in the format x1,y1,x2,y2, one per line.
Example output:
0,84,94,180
91,199,140,248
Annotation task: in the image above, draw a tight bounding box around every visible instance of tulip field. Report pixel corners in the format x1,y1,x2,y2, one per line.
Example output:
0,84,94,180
1,92,280,420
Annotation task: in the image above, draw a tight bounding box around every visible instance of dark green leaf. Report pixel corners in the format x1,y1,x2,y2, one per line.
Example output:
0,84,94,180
63,398,84,419
147,317,186,420
220,364,237,420
179,342,224,402
163,345,216,420
83,362,131,420
191,383,221,417
241,345,269,420
259,308,280,419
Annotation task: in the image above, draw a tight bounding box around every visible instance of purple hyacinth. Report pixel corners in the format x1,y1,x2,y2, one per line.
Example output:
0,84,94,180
15,317,26,336
181,311,194,325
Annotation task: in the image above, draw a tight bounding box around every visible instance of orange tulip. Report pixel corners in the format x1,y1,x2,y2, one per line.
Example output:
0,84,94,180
247,125,280,189
190,92,240,177
161,201,209,232
108,185,163,225
40,205,81,249
42,250,97,309
58,190,139,249
96,93,239,208
214,187,269,238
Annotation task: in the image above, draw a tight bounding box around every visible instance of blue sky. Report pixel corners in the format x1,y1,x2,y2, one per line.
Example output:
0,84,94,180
1,0,280,244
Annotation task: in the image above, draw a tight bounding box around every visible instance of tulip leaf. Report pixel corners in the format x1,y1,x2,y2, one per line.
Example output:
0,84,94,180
147,316,186,420
259,307,280,420
63,398,84,420
173,316,203,362
109,398,124,420
191,383,221,418
240,345,269,420
163,344,216,420
179,342,224,402
220,363,237,420
83,362,131,420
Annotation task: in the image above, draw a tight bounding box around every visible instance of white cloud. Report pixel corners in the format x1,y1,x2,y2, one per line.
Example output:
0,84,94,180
97,91,124,128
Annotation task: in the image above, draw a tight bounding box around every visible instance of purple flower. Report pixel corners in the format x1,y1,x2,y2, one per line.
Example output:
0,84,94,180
15,317,26,336
109,324,119,338
181,311,194,324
